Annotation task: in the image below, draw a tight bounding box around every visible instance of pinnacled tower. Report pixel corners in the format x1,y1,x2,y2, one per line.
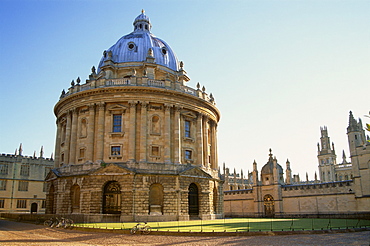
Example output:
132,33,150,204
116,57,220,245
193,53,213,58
48,11,222,221
317,126,337,182
347,111,370,198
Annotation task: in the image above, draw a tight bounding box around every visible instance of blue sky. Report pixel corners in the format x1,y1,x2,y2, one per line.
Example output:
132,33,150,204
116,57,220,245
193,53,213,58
0,0,369,179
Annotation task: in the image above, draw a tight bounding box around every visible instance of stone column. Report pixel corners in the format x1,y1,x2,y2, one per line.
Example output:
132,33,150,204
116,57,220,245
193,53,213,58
139,101,148,163
128,101,137,162
87,104,95,162
164,104,172,163
210,121,217,169
96,102,105,162
69,109,78,164
54,118,62,167
173,106,182,164
64,111,72,164
214,124,218,170
203,115,209,168
196,113,204,167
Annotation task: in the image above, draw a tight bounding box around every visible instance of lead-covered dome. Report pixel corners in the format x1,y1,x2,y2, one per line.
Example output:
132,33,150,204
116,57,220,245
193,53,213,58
98,10,179,72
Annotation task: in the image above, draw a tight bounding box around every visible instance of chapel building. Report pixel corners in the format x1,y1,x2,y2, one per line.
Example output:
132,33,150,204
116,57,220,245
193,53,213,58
46,11,223,222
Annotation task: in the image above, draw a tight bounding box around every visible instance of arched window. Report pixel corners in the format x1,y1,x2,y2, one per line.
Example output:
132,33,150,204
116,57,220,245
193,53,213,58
149,183,163,215
151,115,160,134
103,181,121,214
188,183,199,216
71,184,80,213
263,194,275,217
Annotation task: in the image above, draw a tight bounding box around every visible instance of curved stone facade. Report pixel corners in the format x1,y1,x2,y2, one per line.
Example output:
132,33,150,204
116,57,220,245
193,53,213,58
46,11,223,221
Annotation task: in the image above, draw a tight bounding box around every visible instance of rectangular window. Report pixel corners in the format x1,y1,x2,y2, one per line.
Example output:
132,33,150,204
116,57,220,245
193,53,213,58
79,148,85,158
0,199,4,208
20,165,30,176
41,200,46,208
18,181,29,191
16,200,27,208
0,180,6,190
111,146,121,156
185,150,192,160
151,146,159,157
43,182,47,192
113,114,122,132
184,120,191,138
0,164,9,175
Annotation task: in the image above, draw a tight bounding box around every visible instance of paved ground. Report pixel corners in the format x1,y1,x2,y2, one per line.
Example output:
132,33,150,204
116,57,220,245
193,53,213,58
0,219,369,246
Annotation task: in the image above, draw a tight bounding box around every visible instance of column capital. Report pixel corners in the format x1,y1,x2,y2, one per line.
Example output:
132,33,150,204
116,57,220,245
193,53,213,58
139,101,149,108
164,104,172,111
174,105,183,112
197,112,205,119
128,101,137,107
69,108,78,115
97,102,105,109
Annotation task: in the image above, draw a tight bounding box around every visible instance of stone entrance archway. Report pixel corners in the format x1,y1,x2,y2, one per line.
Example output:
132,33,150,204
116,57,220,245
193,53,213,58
264,194,275,217
188,183,199,216
103,181,121,214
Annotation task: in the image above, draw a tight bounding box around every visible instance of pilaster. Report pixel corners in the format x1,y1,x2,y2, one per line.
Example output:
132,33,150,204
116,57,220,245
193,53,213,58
96,102,105,162
196,113,204,167
87,103,95,162
128,101,137,162
173,106,182,164
54,118,62,167
139,101,148,163
69,108,78,164
164,104,172,163
64,111,72,164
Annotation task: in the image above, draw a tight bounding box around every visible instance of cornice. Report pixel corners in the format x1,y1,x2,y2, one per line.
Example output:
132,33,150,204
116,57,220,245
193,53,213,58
55,86,220,121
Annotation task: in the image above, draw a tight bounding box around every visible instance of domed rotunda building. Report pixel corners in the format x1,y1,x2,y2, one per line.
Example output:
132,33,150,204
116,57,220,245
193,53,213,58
46,11,223,221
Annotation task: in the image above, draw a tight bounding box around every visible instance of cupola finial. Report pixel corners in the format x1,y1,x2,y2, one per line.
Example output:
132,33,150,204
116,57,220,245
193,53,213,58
142,9,145,14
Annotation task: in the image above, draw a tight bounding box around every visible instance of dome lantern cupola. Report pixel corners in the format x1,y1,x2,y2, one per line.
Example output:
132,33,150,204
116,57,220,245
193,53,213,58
133,9,152,32
97,10,179,72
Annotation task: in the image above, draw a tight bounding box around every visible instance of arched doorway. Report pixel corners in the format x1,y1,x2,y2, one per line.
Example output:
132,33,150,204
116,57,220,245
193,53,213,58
188,183,199,216
30,202,37,214
103,181,121,214
71,184,80,213
264,194,275,217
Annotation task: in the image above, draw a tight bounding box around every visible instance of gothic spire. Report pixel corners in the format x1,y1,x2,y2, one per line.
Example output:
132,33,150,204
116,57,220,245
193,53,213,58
18,143,23,156
40,146,44,158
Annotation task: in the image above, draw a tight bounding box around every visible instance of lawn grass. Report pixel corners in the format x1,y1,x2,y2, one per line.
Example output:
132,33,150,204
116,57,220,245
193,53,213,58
75,217,370,232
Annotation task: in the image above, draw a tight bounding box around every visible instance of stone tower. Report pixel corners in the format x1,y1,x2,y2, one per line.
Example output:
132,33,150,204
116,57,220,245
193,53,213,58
46,11,223,221
317,126,336,181
347,111,370,198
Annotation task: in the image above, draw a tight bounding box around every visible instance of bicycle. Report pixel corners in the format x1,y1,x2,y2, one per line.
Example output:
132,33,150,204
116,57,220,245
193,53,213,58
130,222,151,235
44,217,74,229
44,218,55,227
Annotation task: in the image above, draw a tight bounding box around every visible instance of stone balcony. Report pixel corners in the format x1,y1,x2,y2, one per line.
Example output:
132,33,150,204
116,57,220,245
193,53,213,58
59,77,215,105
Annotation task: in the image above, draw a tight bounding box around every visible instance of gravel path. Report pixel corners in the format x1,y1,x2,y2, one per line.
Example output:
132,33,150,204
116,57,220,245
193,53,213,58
0,219,369,246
